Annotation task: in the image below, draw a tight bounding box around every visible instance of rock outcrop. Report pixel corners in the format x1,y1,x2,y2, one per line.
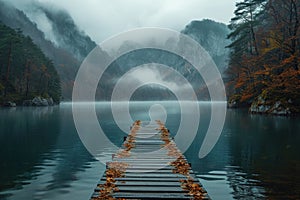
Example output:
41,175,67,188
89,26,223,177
23,97,55,107
250,95,292,115
3,101,17,107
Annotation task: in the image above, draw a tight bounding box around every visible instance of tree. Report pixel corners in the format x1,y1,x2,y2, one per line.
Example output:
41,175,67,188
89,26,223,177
226,0,300,112
0,23,61,104
226,0,267,104
0,27,22,97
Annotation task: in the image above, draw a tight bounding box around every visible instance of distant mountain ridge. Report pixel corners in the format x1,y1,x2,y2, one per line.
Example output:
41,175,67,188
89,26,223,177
101,19,230,100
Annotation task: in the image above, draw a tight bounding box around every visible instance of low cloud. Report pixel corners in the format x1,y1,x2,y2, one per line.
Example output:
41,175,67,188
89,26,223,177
3,0,236,43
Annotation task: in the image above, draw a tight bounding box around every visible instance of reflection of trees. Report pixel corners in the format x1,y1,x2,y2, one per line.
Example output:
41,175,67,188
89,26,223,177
189,107,299,199
227,109,300,199
44,107,96,190
0,107,60,191
0,105,105,199
226,166,266,199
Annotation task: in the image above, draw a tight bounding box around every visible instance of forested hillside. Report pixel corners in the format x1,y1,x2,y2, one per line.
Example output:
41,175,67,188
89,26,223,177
0,23,61,105
0,0,96,100
226,0,300,115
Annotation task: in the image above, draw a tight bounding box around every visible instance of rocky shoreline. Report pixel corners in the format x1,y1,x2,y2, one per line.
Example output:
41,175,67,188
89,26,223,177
228,95,298,116
2,96,58,107
249,96,292,116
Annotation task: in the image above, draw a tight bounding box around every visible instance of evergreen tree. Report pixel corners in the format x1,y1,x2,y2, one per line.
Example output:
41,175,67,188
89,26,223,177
0,23,61,104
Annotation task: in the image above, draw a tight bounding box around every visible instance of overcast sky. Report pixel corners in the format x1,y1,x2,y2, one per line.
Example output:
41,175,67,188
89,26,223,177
9,0,237,43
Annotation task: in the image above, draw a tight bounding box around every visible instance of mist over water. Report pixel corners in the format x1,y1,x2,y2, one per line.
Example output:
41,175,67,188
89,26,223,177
0,102,299,200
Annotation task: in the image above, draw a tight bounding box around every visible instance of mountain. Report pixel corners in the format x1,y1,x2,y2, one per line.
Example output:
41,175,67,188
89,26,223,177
98,19,230,101
20,2,96,61
0,0,96,100
181,19,230,74
0,1,230,101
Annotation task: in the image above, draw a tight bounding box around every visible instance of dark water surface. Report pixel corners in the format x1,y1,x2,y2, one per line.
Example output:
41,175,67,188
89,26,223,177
0,102,299,200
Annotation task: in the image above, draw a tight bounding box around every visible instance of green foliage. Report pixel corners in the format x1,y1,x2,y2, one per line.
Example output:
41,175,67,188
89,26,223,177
0,23,61,104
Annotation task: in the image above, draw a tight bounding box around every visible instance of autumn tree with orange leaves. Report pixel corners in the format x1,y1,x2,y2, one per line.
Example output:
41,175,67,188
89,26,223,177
226,0,300,113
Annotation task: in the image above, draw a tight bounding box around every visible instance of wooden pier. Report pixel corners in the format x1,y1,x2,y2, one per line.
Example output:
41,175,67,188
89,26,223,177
91,120,210,200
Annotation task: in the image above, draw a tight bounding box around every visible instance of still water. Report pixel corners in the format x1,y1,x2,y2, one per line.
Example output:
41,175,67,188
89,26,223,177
0,102,299,200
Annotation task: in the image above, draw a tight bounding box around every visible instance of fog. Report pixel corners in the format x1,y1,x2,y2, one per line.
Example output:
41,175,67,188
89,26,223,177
3,0,236,43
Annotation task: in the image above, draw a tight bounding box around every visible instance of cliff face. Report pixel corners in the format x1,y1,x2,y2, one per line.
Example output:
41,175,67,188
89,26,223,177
181,19,230,74
20,2,96,61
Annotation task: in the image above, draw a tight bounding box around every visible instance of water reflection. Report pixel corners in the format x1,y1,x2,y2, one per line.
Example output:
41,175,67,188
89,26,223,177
0,105,102,200
0,102,299,200
189,108,300,200
0,107,60,192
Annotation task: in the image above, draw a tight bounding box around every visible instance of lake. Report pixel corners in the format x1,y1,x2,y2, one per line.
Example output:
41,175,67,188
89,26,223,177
0,102,299,200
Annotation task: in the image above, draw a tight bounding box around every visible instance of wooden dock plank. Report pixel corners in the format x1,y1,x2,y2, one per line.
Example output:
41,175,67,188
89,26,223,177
112,192,192,199
103,177,193,182
97,180,197,187
91,121,210,200
95,186,185,193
